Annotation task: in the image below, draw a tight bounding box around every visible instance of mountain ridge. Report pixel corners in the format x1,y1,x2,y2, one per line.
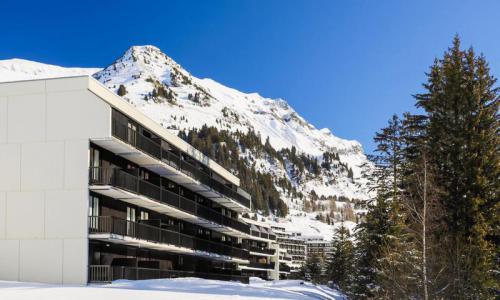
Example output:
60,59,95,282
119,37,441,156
0,45,372,215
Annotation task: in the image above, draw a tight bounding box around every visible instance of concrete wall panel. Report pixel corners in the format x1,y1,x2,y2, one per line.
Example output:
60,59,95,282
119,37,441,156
6,191,44,239
0,80,45,97
21,142,64,190
0,192,6,239
0,144,21,191
45,76,89,93
45,190,87,239
7,93,46,143
0,240,19,281
64,140,89,189
46,90,111,141
0,97,7,144
20,239,63,284
63,238,88,284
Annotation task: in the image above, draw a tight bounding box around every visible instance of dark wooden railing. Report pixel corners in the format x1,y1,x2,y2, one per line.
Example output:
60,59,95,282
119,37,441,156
247,262,275,270
111,117,251,208
89,216,249,260
89,167,250,235
88,265,249,284
246,246,276,255
249,229,276,241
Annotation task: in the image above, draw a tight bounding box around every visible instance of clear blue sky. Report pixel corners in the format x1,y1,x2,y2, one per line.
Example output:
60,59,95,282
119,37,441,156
2,0,499,153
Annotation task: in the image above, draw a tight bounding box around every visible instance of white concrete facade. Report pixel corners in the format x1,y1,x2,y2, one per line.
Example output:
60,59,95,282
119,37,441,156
0,76,251,285
0,77,110,284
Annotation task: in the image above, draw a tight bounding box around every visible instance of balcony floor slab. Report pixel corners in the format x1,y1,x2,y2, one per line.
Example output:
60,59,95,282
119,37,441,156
91,136,250,213
89,233,249,264
89,185,248,238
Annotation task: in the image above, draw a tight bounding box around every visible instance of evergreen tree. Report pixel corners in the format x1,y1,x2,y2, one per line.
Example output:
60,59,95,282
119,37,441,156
415,36,499,298
117,84,127,96
328,221,354,292
304,254,324,284
351,190,391,298
351,115,408,298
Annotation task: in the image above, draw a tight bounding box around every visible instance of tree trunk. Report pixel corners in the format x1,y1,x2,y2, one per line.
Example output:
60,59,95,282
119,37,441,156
422,157,429,300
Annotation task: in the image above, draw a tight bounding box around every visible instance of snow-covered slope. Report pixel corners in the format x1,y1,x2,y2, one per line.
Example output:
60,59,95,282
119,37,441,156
0,59,100,82
0,45,372,216
93,46,372,205
0,278,346,300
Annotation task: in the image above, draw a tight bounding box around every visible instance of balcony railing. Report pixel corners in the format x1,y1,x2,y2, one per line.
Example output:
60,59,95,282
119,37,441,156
245,246,276,255
247,262,275,270
279,263,291,273
111,117,251,209
89,167,250,234
89,216,249,260
89,265,249,284
250,230,276,241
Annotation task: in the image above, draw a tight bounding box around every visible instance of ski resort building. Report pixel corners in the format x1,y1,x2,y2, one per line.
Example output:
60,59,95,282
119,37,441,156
271,225,307,277
240,218,279,280
0,76,254,285
305,239,333,259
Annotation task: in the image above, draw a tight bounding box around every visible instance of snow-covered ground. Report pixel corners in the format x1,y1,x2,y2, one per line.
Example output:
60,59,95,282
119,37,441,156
0,278,346,300
268,210,357,241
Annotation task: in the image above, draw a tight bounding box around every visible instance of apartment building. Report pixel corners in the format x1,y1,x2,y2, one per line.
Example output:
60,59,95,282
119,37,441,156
240,219,279,280
277,248,292,279
0,76,254,285
271,225,307,277
305,239,333,259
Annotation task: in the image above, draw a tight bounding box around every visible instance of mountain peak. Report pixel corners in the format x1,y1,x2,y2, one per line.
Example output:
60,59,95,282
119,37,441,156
0,46,372,203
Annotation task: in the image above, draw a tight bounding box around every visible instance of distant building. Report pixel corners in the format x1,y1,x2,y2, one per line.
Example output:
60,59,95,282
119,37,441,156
305,239,333,259
240,218,279,280
271,225,307,278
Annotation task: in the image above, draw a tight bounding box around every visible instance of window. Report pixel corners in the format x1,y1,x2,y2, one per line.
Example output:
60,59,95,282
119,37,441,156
88,196,99,230
127,122,137,145
89,196,100,217
90,148,100,181
126,207,136,235
140,211,149,221
140,170,150,180
127,207,136,222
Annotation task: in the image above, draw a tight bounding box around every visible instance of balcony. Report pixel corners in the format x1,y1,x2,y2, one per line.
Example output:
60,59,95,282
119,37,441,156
250,229,276,241
244,262,275,270
107,117,251,209
245,246,276,256
89,167,250,236
279,264,291,273
89,265,249,284
89,216,249,261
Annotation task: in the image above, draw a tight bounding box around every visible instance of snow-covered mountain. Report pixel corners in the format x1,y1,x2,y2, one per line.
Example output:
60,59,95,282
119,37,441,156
0,46,372,216
0,58,100,82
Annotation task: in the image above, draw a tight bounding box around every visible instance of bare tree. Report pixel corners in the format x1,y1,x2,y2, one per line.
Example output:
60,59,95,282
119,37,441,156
403,153,445,299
